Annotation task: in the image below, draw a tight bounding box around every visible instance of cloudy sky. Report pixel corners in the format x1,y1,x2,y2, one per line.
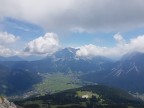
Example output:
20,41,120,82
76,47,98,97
0,0,144,59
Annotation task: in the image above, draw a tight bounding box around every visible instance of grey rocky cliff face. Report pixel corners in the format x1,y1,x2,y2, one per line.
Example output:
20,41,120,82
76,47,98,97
0,97,17,108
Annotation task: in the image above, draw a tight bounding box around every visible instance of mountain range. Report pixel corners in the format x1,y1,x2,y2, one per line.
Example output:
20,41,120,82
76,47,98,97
81,51,144,93
0,56,23,61
0,47,144,95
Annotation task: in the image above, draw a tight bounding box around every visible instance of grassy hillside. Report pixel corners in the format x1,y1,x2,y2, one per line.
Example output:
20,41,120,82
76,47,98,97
15,85,144,108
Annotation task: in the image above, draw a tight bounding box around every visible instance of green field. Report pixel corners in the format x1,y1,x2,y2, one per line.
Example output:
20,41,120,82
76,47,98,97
34,73,81,95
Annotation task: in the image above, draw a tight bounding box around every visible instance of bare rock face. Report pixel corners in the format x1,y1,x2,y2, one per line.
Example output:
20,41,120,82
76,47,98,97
0,97,17,108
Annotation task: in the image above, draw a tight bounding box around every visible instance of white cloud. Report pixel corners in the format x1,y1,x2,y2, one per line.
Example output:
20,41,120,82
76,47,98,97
76,33,144,58
113,32,126,45
76,44,121,58
0,32,20,56
0,45,19,57
24,33,60,54
1,0,144,33
0,32,20,44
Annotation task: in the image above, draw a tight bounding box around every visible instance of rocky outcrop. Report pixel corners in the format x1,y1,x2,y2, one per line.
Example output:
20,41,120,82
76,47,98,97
0,97,17,108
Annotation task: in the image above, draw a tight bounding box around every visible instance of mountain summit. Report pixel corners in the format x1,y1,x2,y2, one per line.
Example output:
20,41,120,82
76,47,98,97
33,47,113,73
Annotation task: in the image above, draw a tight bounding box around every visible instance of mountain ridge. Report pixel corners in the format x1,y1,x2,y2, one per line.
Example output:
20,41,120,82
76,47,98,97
15,85,144,108
0,47,144,95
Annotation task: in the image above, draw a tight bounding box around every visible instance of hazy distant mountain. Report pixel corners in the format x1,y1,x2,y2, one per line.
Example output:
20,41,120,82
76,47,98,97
0,56,23,61
31,47,113,73
105,52,144,92
51,47,78,59
81,51,144,93
0,55,43,62
0,48,113,74
22,55,44,61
